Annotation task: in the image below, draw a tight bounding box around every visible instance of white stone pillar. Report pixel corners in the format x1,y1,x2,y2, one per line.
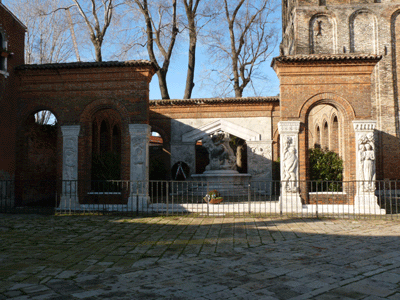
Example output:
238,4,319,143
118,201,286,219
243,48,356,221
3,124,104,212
128,124,150,210
278,121,302,211
353,121,385,214
247,140,273,193
60,125,80,209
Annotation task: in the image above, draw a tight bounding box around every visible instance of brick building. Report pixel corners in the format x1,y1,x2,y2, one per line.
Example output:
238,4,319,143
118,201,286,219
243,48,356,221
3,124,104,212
1,0,400,209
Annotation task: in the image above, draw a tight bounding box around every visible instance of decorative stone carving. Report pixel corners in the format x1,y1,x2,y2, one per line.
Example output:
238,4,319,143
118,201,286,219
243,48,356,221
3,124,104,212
278,121,302,211
247,141,273,181
358,133,375,192
353,121,377,193
60,125,80,208
352,120,384,214
282,136,298,193
202,132,236,171
129,124,150,183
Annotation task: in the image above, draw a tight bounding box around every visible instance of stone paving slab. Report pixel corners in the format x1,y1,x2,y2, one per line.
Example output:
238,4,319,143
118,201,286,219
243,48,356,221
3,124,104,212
0,214,399,299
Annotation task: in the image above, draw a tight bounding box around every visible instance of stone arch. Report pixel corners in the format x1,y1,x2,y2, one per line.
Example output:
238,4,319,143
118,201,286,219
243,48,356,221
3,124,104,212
349,9,378,54
309,13,337,54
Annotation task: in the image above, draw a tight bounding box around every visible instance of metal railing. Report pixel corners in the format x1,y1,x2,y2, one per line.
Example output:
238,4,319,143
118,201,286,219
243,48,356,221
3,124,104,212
0,179,399,218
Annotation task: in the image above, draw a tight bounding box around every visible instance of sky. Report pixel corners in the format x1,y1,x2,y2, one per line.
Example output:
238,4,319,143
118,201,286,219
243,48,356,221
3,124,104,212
3,0,282,101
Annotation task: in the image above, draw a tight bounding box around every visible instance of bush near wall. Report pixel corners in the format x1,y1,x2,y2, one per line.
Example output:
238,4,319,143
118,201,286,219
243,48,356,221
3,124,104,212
309,148,343,191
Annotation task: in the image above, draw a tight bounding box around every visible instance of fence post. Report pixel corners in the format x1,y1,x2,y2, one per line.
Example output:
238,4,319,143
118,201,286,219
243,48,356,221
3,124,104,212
207,181,209,217
248,183,251,215
166,181,169,217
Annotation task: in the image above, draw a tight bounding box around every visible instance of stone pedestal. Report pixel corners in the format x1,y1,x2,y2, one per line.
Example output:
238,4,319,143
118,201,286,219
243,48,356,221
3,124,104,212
60,126,80,209
128,124,150,210
278,121,303,211
353,121,385,214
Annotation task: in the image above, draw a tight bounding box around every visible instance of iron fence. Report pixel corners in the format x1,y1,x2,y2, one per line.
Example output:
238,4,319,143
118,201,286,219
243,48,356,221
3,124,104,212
0,179,399,218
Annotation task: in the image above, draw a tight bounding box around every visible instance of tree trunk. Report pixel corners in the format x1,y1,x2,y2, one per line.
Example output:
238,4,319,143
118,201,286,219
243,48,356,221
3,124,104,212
183,9,197,99
95,44,102,62
157,69,170,99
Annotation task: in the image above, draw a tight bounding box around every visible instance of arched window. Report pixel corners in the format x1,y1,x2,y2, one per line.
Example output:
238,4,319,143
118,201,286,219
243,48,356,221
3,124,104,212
331,116,339,153
323,121,329,149
100,120,108,154
315,126,321,148
0,31,6,72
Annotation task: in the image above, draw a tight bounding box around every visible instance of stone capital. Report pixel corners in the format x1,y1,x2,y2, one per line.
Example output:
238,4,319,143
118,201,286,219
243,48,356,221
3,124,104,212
278,121,301,134
129,124,151,137
61,125,80,137
353,120,376,132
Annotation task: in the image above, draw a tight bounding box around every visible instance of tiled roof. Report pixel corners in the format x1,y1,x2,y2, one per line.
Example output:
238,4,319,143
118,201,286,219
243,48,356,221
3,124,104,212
150,96,279,106
272,54,382,65
15,60,156,70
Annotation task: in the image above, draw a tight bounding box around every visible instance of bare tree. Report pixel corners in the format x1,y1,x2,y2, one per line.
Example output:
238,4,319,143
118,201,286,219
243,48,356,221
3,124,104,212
68,0,115,62
5,0,75,64
205,0,278,97
35,110,57,125
128,0,179,99
182,0,200,99
182,0,216,99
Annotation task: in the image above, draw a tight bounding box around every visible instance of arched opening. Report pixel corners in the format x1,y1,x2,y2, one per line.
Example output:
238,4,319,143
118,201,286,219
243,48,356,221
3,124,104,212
315,126,321,148
149,131,168,180
91,109,121,184
331,115,339,154
323,121,329,149
15,110,59,206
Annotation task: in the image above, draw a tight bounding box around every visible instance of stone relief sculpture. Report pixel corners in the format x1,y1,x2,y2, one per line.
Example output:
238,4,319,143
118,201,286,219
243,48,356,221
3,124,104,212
282,136,298,193
358,133,375,192
131,138,145,164
202,132,236,172
248,144,272,176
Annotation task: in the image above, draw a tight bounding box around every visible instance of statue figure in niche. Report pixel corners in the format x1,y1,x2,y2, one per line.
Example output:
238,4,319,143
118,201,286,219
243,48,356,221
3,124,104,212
202,133,236,171
358,134,375,192
282,136,298,192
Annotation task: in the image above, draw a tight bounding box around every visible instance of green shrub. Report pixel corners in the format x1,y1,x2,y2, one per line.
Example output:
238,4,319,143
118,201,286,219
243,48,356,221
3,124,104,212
309,148,343,191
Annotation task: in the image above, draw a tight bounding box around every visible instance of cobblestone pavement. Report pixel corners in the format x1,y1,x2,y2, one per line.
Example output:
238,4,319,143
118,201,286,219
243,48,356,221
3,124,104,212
0,214,400,299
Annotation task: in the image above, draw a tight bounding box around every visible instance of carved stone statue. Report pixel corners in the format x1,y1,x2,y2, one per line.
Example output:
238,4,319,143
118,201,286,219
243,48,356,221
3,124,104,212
358,134,376,192
202,133,236,172
282,137,298,192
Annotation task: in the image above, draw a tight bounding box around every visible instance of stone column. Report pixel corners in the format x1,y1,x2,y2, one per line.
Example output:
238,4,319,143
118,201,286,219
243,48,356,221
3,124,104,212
60,125,80,209
278,121,302,211
353,121,385,214
247,140,273,193
128,124,150,210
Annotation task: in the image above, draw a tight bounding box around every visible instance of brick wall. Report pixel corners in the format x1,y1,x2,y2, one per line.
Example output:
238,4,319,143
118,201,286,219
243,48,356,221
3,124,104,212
0,4,25,179
14,62,155,203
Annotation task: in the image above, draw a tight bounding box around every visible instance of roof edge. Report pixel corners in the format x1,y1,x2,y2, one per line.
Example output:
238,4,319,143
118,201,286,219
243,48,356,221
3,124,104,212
150,96,279,107
15,60,156,71
0,3,27,30
271,54,382,67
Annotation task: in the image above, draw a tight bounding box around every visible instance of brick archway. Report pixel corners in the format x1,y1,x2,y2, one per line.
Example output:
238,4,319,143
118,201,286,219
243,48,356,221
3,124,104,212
78,100,131,203
298,93,357,199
